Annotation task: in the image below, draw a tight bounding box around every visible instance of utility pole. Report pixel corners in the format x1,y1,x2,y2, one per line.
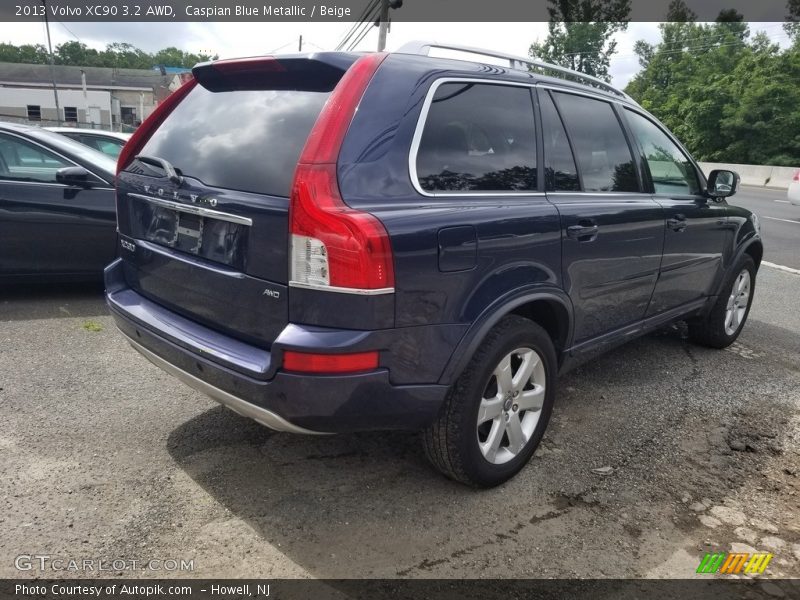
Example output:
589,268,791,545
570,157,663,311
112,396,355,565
298,35,303,52
377,0,389,51
40,0,61,125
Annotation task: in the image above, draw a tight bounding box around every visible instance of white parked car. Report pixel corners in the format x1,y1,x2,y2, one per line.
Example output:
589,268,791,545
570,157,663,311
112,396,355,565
789,169,800,206
45,127,131,158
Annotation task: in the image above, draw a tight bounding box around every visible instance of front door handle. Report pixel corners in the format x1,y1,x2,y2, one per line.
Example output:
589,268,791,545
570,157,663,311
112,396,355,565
667,215,687,232
567,221,599,241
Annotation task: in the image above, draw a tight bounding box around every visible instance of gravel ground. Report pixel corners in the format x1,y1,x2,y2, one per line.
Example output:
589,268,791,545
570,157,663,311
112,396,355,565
1,267,799,590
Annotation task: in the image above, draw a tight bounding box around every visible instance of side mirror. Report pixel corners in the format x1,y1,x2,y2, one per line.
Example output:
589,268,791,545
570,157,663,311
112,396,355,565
56,166,91,188
706,169,739,200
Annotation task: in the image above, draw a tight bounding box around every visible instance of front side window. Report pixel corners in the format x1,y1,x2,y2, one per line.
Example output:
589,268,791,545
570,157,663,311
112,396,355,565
624,109,700,195
416,82,537,193
0,134,70,183
553,92,638,193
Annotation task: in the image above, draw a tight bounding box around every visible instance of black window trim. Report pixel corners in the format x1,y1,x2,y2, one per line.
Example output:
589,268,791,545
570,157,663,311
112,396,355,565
409,77,545,198
535,87,583,192
620,106,706,198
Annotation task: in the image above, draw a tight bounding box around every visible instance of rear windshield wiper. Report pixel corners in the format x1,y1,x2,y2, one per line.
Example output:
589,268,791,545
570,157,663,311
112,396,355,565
135,154,184,186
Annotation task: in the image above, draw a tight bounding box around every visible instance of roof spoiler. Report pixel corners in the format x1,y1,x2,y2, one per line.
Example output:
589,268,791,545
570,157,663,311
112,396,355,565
192,53,361,93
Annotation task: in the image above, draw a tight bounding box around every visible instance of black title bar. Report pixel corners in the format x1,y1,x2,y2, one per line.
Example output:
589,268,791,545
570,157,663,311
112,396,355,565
1,0,798,22
2,578,794,600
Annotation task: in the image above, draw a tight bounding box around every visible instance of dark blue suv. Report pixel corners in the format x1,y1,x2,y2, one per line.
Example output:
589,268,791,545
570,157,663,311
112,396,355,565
106,43,762,486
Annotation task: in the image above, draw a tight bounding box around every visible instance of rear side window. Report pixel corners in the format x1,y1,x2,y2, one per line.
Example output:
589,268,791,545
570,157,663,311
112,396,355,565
416,82,537,193
139,86,330,196
624,109,700,195
553,92,638,193
539,91,579,191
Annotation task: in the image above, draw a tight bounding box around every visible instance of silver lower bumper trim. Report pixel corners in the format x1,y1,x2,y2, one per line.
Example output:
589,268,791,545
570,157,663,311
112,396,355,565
126,335,327,435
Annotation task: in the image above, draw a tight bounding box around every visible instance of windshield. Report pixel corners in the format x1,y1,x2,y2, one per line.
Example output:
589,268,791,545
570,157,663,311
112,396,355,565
30,128,117,175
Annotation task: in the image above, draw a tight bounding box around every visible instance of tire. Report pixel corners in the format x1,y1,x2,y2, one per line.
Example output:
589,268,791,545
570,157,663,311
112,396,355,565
688,255,756,349
422,315,556,487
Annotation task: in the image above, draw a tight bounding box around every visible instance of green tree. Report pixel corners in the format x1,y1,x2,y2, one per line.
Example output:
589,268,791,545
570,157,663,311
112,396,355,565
0,40,215,70
786,0,800,43
626,13,800,166
55,41,101,66
529,0,631,82
100,42,151,69
0,42,48,64
152,47,216,68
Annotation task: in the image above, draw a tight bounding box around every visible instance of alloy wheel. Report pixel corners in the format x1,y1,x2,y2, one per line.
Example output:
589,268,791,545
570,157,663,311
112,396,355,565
724,269,751,336
476,347,546,465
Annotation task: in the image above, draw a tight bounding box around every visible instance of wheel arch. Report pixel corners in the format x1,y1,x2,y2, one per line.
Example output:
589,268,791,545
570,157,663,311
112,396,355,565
743,238,763,269
438,289,574,386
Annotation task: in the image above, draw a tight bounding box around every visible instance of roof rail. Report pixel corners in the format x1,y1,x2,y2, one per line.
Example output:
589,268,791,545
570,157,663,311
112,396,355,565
395,40,636,104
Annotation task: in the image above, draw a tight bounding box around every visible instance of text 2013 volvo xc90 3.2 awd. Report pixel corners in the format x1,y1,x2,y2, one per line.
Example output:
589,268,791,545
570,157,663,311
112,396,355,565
106,43,762,487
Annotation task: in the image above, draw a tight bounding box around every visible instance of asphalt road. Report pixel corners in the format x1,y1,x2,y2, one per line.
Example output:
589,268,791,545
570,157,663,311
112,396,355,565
1,219,799,590
729,186,800,271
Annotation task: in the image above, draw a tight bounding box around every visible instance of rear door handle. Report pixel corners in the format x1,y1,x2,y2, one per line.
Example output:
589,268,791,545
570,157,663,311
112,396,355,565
667,215,687,232
567,221,599,241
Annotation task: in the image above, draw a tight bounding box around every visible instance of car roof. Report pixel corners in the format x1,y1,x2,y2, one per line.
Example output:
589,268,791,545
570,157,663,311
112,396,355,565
45,127,131,140
407,54,636,106
0,121,41,134
390,42,638,106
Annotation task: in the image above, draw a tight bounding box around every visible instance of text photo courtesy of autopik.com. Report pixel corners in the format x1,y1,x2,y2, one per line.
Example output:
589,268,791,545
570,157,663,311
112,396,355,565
0,0,799,598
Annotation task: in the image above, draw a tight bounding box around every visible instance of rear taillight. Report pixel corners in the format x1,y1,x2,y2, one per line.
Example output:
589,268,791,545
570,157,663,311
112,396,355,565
116,76,197,175
289,53,394,294
793,170,800,182
283,350,380,374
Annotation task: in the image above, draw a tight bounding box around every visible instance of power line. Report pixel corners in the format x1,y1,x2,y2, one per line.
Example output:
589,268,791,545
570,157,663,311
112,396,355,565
336,0,380,50
346,2,382,51
55,20,81,42
335,0,378,50
267,41,294,54
347,20,375,51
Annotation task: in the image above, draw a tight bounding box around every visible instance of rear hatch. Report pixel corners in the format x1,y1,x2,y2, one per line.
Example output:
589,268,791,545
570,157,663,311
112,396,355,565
115,54,357,348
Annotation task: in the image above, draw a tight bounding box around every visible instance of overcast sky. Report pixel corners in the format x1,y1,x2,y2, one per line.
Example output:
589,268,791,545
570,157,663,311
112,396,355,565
0,21,792,88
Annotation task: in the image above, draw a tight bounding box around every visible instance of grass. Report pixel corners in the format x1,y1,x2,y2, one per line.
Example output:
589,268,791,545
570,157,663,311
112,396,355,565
82,320,104,332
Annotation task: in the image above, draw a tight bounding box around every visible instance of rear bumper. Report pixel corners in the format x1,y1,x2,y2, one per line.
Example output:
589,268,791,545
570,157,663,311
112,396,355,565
105,259,449,433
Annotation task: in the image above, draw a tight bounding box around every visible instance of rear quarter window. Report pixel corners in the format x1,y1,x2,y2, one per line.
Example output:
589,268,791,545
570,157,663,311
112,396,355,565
139,86,330,197
415,82,537,194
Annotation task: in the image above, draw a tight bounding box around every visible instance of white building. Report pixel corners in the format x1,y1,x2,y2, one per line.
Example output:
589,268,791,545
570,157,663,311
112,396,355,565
0,62,178,131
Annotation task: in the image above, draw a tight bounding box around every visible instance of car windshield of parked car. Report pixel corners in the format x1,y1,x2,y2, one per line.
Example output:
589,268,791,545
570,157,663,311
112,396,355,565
31,129,117,176
90,137,125,158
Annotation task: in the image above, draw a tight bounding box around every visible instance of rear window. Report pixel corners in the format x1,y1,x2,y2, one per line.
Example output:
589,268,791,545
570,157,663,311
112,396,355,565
415,82,537,193
139,86,330,197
